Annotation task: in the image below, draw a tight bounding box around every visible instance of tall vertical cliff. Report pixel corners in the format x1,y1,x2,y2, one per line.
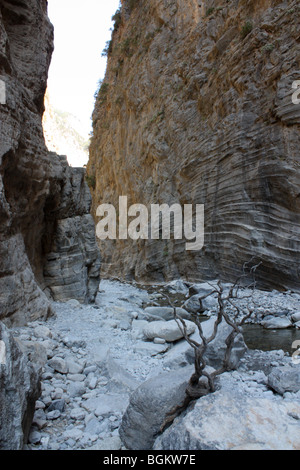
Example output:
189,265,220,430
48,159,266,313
88,0,300,290
0,0,101,326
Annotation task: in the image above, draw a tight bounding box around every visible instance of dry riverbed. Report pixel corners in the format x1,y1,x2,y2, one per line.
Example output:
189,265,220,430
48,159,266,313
10,279,300,450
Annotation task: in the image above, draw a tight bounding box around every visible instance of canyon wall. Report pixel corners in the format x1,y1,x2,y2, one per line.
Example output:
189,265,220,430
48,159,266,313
0,0,100,326
88,0,300,290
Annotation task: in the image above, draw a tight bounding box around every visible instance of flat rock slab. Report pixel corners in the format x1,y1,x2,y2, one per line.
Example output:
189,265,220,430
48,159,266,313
261,317,292,329
133,341,169,356
90,436,122,450
143,319,196,342
144,307,190,321
82,393,129,417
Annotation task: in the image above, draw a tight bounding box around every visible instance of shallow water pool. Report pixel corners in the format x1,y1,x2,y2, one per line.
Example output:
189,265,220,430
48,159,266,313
242,323,300,355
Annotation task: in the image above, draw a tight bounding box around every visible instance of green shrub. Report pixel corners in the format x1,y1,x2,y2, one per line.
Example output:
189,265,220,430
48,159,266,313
112,8,122,30
261,43,275,54
241,21,253,39
86,174,96,190
119,36,138,58
99,82,109,95
206,7,215,16
94,81,110,104
102,40,112,57
128,0,139,11
120,38,132,56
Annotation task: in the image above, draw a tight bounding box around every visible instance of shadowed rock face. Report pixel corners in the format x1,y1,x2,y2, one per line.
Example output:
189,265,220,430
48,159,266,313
0,0,100,326
0,321,41,449
88,0,300,290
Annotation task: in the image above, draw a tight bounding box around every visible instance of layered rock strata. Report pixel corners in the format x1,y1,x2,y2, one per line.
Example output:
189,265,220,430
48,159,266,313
88,0,300,290
0,0,100,326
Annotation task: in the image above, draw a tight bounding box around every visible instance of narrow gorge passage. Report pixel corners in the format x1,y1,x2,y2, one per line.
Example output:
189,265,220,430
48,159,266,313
0,0,300,454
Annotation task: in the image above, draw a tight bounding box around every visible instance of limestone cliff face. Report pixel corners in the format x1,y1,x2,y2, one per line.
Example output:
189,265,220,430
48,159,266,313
88,0,300,290
0,0,100,326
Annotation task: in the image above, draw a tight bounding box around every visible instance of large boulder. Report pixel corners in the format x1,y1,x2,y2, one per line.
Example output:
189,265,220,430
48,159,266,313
183,293,218,314
0,322,41,449
268,364,300,395
154,389,300,450
184,282,231,314
143,319,196,343
144,306,191,321
119,365,194,450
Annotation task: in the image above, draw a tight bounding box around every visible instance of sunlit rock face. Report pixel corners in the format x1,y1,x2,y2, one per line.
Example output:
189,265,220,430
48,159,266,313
88,0,300,290
42,91,89,168
0,0,100,326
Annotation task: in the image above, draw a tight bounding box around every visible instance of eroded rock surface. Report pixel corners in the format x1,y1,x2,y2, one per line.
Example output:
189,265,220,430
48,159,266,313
0,321,42,449
88,0,300,290
0,0,100,326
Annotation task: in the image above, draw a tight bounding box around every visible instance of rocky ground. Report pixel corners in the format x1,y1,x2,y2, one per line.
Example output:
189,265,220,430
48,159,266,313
10,279,300,450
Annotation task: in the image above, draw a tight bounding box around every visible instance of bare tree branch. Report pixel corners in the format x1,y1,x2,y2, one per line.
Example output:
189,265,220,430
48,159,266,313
160,262,261,432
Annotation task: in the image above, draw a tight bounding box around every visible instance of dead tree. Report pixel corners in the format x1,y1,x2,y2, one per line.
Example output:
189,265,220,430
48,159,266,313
161,262,261,431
